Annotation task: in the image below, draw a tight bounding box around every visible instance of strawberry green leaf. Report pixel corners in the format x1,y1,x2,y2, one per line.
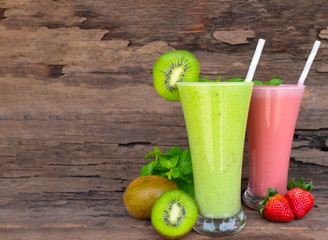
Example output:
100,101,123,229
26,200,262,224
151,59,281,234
305,181,313,192
259,205,265,215
259,187,278,215
268,187,278,197
287,178,297,190
287,177,313,192
297,177,312,192
259,197,266,207
297,176,304,187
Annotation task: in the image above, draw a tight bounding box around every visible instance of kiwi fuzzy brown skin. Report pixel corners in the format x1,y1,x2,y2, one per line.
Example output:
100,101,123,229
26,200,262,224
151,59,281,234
123,175,178,220
153,50,199,101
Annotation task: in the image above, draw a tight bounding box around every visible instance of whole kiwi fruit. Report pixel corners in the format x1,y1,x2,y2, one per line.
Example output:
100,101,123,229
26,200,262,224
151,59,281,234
123,175,178,220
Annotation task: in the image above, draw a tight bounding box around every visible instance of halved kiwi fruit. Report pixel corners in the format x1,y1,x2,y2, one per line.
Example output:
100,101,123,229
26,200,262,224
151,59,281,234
151,190,198,239
153,50,199,101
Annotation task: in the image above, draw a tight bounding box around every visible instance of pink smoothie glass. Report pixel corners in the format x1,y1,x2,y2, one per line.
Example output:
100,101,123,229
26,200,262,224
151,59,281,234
243,84,305,210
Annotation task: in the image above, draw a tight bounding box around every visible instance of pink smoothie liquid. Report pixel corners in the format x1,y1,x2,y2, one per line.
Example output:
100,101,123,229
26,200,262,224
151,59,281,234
247,84,305,196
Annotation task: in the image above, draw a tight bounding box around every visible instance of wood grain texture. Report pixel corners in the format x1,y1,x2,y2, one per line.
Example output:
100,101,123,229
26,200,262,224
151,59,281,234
0,0,327,239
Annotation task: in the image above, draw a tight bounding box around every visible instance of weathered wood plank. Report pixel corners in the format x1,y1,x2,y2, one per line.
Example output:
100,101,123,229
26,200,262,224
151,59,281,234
0,0,327,239
0,160,327,239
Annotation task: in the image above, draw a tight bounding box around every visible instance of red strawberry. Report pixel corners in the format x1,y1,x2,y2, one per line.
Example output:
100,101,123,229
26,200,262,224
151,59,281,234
259,188,294,223
285,177,314,219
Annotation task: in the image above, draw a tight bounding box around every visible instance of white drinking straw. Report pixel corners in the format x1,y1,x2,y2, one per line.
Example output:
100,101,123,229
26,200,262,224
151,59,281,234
298,40,321,86
245,39,266,82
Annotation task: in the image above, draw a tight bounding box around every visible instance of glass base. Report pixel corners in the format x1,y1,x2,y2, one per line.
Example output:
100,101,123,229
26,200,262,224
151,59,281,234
243,187,264,210
193,208,246,237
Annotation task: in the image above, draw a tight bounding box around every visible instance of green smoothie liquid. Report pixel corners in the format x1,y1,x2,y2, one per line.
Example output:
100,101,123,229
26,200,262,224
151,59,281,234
178,82,253,218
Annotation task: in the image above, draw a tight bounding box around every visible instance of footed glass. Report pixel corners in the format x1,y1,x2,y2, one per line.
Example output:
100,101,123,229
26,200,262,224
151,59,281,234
243,85,305,210
177,82,252,236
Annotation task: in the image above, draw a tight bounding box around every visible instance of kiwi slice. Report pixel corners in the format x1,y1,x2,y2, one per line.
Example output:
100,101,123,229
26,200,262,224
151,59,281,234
153,50,199,101
151,190,198,239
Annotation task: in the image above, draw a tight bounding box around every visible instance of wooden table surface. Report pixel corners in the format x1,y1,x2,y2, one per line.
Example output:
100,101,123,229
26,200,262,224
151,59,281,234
0,0,327,239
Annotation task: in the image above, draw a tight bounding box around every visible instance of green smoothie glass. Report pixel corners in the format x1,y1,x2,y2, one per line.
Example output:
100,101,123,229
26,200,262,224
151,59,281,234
177,82,253,236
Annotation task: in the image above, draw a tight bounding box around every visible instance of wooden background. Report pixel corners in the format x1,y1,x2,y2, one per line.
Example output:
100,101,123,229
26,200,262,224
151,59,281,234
0,0,327,239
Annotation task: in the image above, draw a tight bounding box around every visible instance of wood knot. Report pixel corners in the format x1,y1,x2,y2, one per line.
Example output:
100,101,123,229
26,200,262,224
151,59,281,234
212,29,255,45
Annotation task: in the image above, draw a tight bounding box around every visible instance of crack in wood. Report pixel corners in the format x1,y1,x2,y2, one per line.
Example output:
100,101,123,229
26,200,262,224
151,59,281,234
62,175,102,178
295,128,328,131
0,176,40,179
63,190,110,196
118,142,152,148
90,213,125,218
46,163,106,166
0,8,7,21
48,65,65,78
294,131,328,151
290,157,328,168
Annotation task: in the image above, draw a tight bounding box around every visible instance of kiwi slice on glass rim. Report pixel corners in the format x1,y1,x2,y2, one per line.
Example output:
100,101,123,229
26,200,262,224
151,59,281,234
153,50,199,101
151,190,198,239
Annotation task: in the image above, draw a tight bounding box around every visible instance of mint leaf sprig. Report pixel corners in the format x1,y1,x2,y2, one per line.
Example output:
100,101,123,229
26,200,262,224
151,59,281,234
198,77,283,86
252,78,282,86
198,78,215,82
141,147,194,198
